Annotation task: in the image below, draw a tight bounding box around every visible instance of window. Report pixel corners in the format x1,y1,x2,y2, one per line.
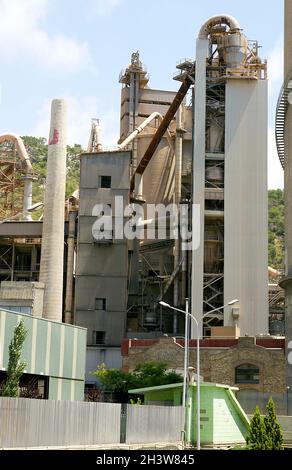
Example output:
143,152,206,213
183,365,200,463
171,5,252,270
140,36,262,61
95,298,106,310
93,331,105,345
99,175,111,188
235,364,260,384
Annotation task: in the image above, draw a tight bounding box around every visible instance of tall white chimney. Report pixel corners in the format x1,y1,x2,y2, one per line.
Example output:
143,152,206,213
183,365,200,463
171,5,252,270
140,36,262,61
39,99,67,322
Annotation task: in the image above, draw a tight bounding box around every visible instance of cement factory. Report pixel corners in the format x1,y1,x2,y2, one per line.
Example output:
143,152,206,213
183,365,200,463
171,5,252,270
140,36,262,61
0,7,291,413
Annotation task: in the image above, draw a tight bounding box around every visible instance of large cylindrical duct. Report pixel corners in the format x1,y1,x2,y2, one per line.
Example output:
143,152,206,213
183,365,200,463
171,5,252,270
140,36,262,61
23,177,33,221
39,99,67,322
64,210,76,324
198,14,240,39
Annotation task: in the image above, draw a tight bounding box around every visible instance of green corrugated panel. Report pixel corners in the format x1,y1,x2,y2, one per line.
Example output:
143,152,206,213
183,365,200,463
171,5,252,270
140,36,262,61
75,329,87,380
63,326,74,378
20,315,33,372
74,380,85,401
48,323,61,376
48,377,59,400
34,319,48,375
61,378,72,400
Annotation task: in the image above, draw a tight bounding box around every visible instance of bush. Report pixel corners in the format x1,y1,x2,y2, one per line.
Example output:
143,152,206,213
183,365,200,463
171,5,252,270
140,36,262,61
247,399,284,450
247,406,270,450
264,398,284,450
2,321,27,398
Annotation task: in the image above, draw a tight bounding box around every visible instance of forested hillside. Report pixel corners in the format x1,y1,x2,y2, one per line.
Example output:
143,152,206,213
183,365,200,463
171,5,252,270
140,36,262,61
21,136,82,214
21,137,285,269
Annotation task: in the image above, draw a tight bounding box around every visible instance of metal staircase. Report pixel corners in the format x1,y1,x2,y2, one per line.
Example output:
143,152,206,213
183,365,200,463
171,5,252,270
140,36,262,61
275,74,292,169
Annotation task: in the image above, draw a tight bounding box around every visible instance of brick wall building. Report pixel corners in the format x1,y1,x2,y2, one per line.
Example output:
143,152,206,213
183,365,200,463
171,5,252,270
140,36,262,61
122,336,286,413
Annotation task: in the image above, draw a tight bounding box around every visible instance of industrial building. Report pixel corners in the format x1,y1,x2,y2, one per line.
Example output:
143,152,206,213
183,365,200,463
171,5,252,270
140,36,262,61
277,0,292,414
0,13,286,403
77,15,270,379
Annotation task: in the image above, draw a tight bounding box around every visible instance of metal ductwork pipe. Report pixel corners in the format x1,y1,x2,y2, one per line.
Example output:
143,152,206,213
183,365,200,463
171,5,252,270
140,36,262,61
198,14,241,39
173,106,183,331
87,118,103,153
64,210,76,324
39,99,67,322
23,177,33,221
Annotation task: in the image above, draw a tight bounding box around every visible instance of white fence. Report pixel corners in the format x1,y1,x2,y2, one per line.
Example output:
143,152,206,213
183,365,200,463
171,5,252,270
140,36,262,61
126,404,184,444
0,398,121,448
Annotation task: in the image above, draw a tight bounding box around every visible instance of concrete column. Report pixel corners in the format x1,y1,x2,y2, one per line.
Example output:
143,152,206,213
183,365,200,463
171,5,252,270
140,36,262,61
191,38,208,337
39,99,67,322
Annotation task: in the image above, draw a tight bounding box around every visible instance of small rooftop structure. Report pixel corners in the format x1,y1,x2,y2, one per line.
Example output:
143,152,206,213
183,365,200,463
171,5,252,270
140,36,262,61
129,382,249,446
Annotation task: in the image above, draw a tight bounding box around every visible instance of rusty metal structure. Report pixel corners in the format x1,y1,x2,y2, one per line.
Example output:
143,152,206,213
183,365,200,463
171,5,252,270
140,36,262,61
0,134,34,221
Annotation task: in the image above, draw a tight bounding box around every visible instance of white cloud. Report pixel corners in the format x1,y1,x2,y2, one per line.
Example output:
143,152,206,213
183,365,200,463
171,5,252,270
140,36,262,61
0,0,92,73
267,36,284,189
86,0,121,18
268,127,284,189
31,95,119,148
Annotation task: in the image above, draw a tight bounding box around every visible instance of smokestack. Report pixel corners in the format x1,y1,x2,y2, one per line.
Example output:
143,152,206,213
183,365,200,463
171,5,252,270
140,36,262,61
39,99,67,322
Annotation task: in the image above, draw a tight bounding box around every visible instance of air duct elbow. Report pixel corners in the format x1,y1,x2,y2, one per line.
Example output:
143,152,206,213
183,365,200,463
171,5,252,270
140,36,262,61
198,14,241,39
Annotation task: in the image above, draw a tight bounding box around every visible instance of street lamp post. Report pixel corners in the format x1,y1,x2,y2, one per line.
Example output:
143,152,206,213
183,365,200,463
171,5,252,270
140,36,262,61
160,298,238,450
183,298,190,408
287,386,290,415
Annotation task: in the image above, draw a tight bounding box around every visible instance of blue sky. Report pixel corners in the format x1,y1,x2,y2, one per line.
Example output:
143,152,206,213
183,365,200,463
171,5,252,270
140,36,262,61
0,0,284,187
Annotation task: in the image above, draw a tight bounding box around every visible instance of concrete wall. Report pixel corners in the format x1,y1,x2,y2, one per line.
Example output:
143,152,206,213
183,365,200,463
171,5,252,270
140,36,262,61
85,346,122,384
0,309,86,400
0,282,44,317
224,79,268,336
75,151,130,347
238,390,288,415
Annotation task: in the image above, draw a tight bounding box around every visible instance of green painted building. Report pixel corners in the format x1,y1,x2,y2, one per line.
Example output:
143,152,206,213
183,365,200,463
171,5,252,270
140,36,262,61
0,309,86,400
129,382,250,446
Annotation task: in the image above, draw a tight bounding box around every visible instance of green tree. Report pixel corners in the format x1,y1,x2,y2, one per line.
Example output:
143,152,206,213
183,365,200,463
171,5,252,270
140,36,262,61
268,189,284,270
247,406,270,450
264,397,284,450
91,363,133,402
131,361,182,389
91,361,182,403
19,136,83,220
2,321,28,397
